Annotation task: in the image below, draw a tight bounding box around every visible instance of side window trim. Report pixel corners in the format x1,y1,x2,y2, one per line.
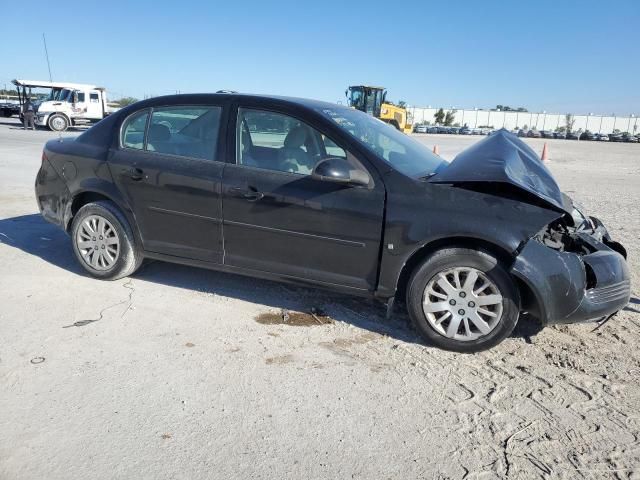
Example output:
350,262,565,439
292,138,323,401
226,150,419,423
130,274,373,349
143,107,153,151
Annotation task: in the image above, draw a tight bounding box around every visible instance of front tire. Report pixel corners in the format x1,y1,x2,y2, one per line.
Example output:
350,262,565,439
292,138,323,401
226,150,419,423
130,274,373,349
71,201,142,280
48,113,69,132
406,248,520,353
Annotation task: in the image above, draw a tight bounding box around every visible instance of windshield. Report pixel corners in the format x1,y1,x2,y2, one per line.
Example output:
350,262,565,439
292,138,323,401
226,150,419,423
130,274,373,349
347,87,364,110
318,106,448,178
46,88,61,101
55,89,73,102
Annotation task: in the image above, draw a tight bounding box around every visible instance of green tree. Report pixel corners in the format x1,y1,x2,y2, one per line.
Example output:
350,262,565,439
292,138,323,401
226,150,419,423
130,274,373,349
565,114,575,133
0,88,19,97
397,100,407,108
443,110,457,126
434,108,445,124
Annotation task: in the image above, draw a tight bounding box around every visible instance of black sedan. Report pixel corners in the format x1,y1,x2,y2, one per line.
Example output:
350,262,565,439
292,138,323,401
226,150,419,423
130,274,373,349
35,93,631,352
580,131,596,141
567,131,581,140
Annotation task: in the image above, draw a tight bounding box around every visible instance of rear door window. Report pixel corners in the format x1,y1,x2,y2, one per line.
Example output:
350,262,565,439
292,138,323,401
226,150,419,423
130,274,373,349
147,106,222,161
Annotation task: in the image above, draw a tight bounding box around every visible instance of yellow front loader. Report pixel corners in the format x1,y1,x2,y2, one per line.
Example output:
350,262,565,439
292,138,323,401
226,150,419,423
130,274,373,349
346,85,412,134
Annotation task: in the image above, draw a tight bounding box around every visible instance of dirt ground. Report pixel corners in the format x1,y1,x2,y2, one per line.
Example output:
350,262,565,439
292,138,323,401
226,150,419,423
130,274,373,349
1,118,639,479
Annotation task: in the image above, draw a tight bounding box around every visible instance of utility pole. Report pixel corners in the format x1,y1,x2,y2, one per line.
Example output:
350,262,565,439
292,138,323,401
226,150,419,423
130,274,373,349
43,33,53,82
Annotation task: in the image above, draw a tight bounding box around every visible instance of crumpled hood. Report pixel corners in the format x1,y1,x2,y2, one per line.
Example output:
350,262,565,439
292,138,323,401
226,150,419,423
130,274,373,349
429,129,570,213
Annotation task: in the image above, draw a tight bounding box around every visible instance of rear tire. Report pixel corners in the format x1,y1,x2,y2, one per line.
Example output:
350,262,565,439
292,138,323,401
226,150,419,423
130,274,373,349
406,248,520,353
71,201,143,280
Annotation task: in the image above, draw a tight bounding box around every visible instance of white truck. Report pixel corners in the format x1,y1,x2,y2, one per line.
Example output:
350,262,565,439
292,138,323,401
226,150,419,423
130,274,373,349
12,79,119,131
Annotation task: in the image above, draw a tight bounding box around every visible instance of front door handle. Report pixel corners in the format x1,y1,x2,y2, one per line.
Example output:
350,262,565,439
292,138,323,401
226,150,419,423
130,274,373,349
228,187,264,202
123,167,145,181
243,191,264,202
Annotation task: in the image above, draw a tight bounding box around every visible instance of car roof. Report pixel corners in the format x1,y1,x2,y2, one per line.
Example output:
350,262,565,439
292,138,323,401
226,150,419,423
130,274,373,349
130,93,346,112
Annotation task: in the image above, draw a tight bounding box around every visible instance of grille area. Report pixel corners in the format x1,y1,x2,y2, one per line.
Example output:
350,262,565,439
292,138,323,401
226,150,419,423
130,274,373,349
586,280,631,304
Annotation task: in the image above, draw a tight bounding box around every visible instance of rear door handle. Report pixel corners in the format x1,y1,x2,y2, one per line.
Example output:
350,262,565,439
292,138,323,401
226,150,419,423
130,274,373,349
123,167,145,181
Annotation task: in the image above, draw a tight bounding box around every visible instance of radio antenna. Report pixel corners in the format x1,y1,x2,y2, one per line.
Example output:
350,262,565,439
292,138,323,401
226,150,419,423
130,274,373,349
43,33,53,82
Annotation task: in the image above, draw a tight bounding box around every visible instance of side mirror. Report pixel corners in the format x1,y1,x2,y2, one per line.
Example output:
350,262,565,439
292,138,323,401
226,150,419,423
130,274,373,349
311,158,370,187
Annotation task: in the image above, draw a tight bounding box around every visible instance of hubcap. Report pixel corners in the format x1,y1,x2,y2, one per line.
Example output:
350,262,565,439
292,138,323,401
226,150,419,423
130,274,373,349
76,215,120,271
422,267,503,341
51,117,66,130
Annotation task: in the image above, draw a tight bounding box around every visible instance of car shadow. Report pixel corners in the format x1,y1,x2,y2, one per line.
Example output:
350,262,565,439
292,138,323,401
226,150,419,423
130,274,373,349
0,119,22,127
0,213,545,349
624,297,640,314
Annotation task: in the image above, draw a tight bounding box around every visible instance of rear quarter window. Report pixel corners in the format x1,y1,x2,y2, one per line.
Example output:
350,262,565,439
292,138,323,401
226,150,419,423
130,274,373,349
121,110,149,150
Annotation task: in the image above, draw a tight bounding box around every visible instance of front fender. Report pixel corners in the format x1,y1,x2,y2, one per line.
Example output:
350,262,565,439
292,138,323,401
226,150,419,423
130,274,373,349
375,179,563,298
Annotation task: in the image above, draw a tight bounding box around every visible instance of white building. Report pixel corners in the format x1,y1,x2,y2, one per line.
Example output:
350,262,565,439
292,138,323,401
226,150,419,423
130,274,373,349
409,107,639,134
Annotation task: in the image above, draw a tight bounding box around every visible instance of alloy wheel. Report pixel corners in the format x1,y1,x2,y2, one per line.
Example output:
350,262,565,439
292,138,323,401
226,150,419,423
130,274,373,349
422,267,503,341
76,215,120,271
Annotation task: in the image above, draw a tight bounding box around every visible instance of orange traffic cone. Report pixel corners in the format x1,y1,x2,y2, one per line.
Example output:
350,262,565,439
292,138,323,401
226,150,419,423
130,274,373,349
541,143,549,162
433,145,440,156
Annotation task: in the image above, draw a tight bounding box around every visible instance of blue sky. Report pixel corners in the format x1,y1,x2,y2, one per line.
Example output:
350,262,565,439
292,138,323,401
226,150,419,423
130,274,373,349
1,0,639,115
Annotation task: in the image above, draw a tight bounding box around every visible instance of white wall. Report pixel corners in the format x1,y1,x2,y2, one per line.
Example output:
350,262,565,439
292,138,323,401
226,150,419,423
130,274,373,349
409,106,640,134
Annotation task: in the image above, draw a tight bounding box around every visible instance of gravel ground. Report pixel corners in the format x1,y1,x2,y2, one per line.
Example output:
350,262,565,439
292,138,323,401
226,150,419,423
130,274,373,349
1,118,639,479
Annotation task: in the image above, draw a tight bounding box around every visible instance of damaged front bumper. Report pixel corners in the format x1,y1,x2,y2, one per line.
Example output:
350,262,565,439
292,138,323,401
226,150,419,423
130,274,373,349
511,220,630,325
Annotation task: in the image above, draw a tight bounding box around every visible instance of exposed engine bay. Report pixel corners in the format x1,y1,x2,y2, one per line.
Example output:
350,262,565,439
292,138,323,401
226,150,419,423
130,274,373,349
536,205,627,259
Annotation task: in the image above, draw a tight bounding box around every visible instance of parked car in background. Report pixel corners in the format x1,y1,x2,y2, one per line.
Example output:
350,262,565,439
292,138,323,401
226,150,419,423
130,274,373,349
35,95,631,352
623,133,639,143
459,126,472,135
580,131,596,141
517,129,528,137
596,133,609,141
567,131,581,140
527,130,542,138
0,101,20,117
554,131,567,139
609,132,624,142
413,124,428,133
449,127,461,134
426,126,439,133
541,130,555,139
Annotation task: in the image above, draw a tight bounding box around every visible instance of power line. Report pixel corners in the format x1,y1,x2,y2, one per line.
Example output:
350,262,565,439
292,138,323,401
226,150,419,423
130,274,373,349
43,33,53,82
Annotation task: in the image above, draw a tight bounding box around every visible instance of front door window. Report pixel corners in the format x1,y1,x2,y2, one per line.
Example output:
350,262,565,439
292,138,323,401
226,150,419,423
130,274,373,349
237,108,346,175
